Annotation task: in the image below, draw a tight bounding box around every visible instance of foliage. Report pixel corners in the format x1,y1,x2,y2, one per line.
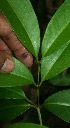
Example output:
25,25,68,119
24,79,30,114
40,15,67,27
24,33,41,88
0,0,70,127
6,123,48,128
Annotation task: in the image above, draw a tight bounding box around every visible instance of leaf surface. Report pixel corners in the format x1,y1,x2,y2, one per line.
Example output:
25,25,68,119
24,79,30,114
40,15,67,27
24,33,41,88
42,0,70,57
0,58,35,87
0,87,26,99
0,0,40,59
43,89,70,123
6,123,48,128
41,40,70,83
0,99,31,124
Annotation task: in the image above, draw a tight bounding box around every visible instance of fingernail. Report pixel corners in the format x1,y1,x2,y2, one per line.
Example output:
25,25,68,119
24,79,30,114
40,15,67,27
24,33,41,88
0,59,14,73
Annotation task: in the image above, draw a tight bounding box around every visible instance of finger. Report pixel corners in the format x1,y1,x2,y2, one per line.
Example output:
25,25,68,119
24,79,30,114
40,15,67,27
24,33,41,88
2,31,33,67
0,12,12,36
0,13,33,67
14,46,33,67
0,38,12,55
0,51,14,73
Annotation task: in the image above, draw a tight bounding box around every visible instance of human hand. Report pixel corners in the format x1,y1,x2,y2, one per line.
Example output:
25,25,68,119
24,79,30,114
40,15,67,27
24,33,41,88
0,12,33,73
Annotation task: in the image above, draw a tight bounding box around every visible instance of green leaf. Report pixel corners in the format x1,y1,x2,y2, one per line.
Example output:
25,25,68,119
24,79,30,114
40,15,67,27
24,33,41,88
42,0,70,57
0,0,40,59
0,99,31,124
49,73,70,86
41,40,70,83
0,87,26,99
6,123,48,128
43,89,70,123
0,58,35,87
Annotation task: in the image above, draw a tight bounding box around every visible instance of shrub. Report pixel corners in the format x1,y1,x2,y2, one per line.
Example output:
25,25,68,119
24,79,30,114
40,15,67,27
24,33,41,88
0,0,70,127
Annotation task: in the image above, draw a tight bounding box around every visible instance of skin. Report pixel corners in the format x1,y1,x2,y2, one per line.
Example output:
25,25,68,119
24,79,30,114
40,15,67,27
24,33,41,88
0,12,33,72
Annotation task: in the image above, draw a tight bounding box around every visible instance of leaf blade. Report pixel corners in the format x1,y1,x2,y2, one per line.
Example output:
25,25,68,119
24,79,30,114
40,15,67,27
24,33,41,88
42,0,70,57
41,40,70,83
0,87,26,99
0,99,31,124
43,89,70,123
6,123,48,128
0,58,35,87
0,0,40,59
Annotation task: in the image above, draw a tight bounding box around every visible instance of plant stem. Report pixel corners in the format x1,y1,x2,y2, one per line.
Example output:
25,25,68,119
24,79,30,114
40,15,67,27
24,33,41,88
26,98,36,107
37,61,40,85
36,89,43,125
36,61,43,125
37,107,42,125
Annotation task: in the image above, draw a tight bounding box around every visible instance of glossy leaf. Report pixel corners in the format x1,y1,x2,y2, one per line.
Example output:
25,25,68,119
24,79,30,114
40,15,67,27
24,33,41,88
6,123,48,128
0,99,31,124
49,73,70,86
42,0,70,57
41,40,70,83
0,87,26,99
0,0,40,59
0,58,35,87
43,89,70,123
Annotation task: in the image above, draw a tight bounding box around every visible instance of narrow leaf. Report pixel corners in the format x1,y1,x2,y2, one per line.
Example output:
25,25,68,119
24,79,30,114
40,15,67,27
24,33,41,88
0,58,35,87
6,123,48,128
41,40,70,83
0,99,31,124
42,0,70,57
0,87,26,99
0,0,40,59
43,89,70,123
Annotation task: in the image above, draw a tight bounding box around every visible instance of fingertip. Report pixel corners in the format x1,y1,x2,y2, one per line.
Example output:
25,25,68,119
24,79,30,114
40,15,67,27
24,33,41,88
14,47,33,68
21,52,33,67
0,58,15,73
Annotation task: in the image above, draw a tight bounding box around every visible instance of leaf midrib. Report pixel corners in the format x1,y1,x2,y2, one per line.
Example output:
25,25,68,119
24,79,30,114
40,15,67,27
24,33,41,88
43,21,70,57
5,88,26,98
46,102,70,107
7,0,35,56
10,71,34,83
0,104,31,110
42,40,70,82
